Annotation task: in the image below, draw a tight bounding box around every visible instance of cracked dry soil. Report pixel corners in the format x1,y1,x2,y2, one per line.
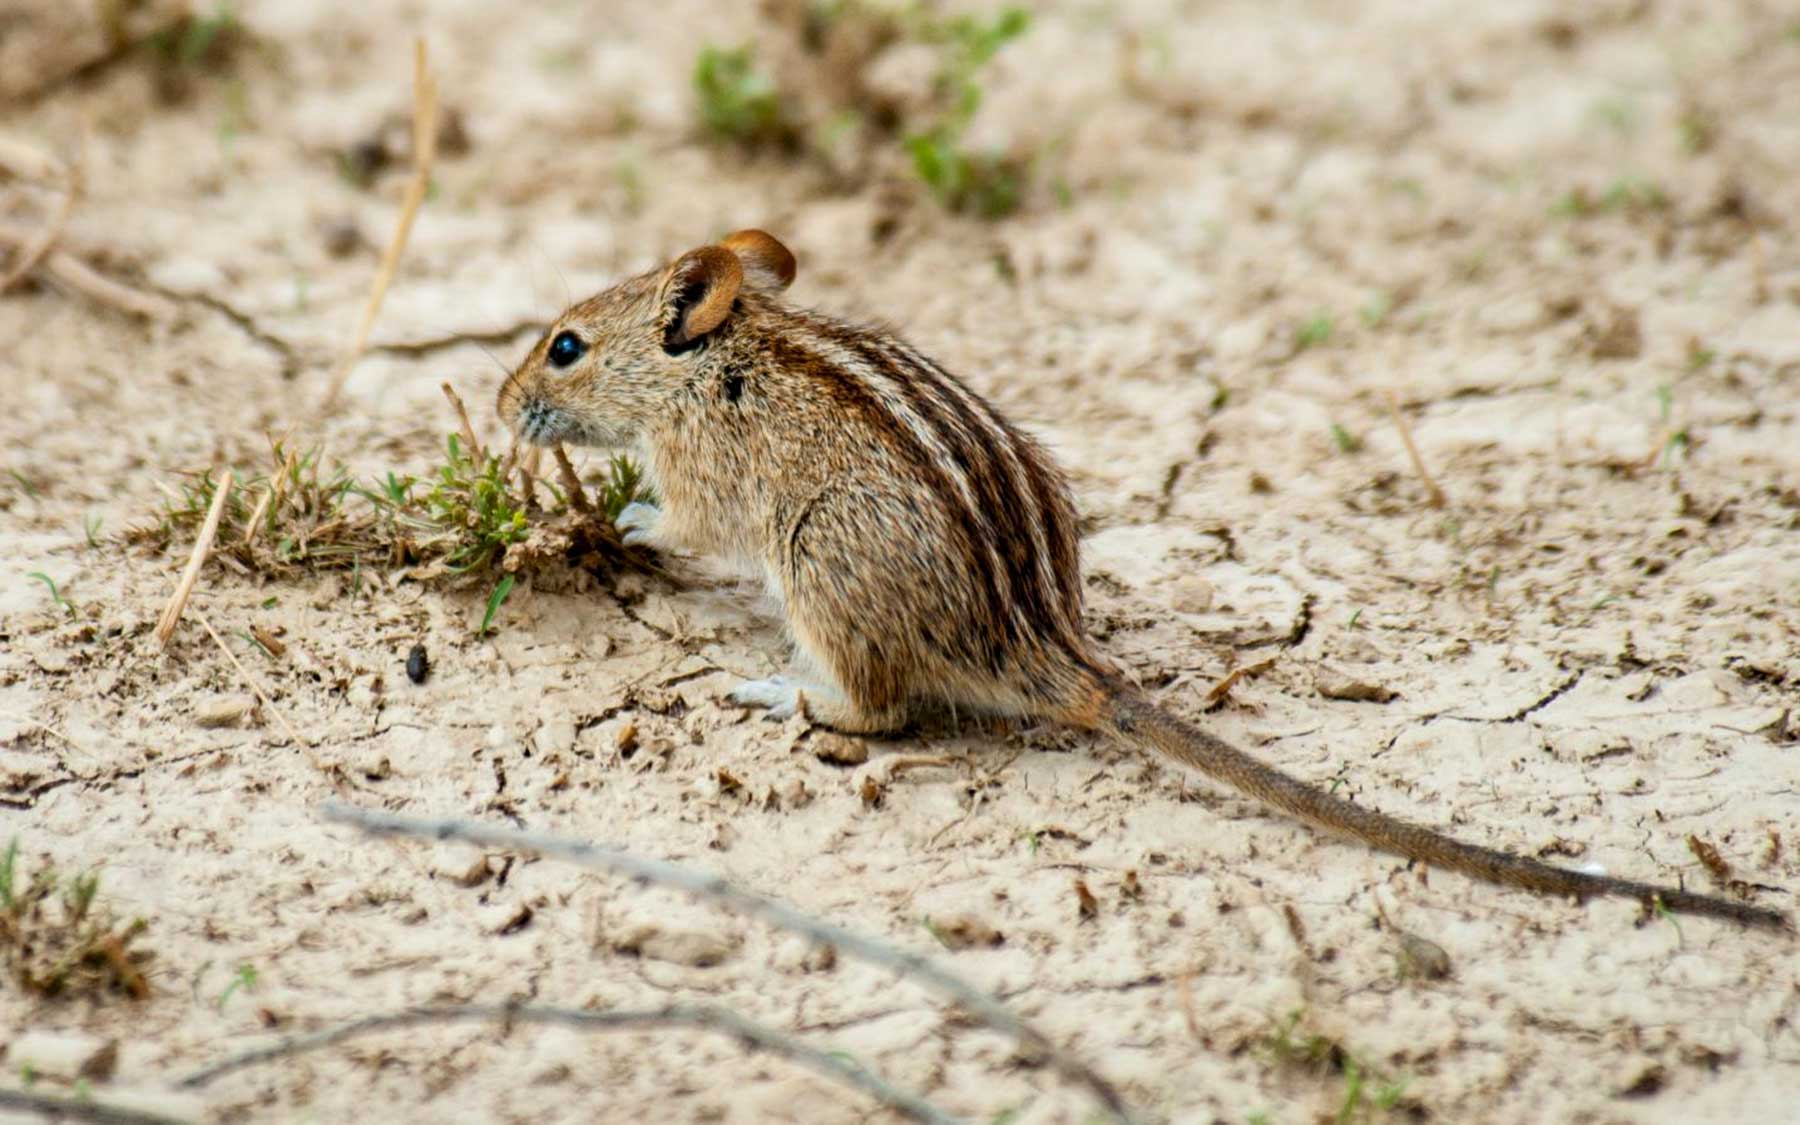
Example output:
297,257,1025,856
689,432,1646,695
3,2,1799,1122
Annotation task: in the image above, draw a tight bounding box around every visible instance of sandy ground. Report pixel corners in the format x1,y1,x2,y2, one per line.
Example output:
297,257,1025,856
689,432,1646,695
4,1,1800,1121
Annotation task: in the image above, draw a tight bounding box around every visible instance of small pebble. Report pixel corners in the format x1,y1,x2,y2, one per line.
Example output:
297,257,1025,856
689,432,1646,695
406,643,430,684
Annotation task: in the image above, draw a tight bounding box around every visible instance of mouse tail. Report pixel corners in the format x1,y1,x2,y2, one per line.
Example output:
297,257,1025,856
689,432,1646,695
1086,678,1789,930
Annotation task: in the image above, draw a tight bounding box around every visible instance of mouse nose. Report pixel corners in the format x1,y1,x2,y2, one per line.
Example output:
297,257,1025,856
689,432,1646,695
516,396,560,444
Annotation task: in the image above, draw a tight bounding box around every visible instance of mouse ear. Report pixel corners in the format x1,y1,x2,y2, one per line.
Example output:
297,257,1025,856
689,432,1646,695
720,229,797,292
662,245,744,352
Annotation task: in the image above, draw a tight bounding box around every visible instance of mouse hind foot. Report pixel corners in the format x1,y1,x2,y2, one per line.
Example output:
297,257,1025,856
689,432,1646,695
727,676,907,734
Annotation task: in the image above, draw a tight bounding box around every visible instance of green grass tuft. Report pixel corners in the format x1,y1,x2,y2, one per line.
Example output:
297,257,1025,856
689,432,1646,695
1296,313,1335,349
0,844,152,1000
693,45,790,145
137,435,651,590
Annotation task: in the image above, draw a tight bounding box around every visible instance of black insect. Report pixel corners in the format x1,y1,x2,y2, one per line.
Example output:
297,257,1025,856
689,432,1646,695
405,643,430,684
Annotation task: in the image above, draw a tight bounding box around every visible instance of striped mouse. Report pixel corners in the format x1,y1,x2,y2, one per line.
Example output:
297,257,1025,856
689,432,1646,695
497,229,1787,930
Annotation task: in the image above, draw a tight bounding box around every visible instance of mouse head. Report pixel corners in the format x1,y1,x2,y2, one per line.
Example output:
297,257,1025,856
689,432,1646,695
497,229,797,448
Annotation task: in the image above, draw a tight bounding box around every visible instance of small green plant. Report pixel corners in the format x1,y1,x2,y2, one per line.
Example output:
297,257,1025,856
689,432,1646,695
1588,96,1635,135
1359,292,1392,328
1329,424,1362,454
597,453,648,523
1259,1008,1414,1122
217,963,258,1010
0,840,17,908
83,513,104,547
149,2,240,68
1653,896,1685,944
1654,384,1690,469
904,7,1034,217
26,572,74,618
693,45,790,145
1373,1078,1410,1111
1325,764,1351,795
1551,177,1668,219
424,434,531,573
1677,109,1714,154
479,573,517,637
1296,313,1335,349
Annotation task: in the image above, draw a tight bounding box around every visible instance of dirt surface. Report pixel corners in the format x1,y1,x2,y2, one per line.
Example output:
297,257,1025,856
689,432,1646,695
4,1,1800,1122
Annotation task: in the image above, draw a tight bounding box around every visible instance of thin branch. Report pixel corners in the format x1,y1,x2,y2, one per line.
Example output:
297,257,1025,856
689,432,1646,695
320,802,1132,1121
0,1088,189,1125
155,470,233,646
321,38,439,408
178,1002,952,1124
1383,390,1446,509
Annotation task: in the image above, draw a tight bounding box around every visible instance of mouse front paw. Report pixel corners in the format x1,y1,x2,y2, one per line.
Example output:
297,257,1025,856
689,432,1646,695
614,501,664,547
728,676,800,718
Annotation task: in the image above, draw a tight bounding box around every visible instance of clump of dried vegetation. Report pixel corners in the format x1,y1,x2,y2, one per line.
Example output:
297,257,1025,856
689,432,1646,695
0,841,153,1001
693,1,1043,217
132,430,651,598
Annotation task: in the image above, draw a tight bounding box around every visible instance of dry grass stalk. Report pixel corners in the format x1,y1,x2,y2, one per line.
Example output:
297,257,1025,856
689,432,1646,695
1384,389,1447,509
440,381,484,463
155,469,233,646
322,38,440,407
553,445,592,513
241,446,299,548
239,482,275,546
178,1002,954,1123
194,606,306,748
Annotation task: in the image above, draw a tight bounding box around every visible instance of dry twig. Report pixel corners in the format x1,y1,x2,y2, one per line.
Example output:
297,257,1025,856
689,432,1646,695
1383,390,1446,509
155,470,232,646
320,802,1133,1121
322,39,439,406
0,227,176,319
0,1088,188,1125
0,148,79,293
178,1002,952,1123
0,134,174,319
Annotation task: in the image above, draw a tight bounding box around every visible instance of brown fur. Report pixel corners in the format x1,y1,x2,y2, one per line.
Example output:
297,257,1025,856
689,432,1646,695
497,230,1789,931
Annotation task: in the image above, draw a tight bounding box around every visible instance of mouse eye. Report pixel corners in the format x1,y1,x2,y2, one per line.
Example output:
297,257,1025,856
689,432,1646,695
548,330,587,368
